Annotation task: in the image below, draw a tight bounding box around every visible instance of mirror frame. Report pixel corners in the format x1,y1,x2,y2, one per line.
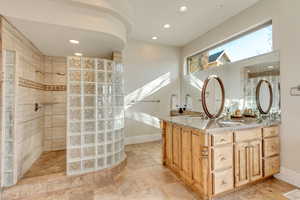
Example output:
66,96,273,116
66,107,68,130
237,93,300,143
256,79,273,115
201,75,225,119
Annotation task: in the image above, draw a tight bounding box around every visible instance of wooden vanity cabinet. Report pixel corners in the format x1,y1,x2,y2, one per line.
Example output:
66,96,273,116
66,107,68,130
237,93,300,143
263,126,280,177
161,121,280,200
234,129,263,187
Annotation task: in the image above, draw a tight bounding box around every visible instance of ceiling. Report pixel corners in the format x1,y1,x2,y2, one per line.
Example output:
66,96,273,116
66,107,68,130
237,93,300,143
8,17,124,58
129,0,260,46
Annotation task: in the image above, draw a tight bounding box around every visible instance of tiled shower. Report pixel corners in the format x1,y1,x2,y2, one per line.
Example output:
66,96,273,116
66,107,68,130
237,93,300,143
0,17,125,187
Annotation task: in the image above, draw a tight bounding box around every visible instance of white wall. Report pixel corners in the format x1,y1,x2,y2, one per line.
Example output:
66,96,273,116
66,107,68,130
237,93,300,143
277,0,300,186
123,39,180,143
181,0,300,186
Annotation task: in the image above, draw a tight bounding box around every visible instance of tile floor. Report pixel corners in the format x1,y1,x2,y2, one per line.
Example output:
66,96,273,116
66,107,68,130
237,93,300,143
12,141,297,200
23,150,66,178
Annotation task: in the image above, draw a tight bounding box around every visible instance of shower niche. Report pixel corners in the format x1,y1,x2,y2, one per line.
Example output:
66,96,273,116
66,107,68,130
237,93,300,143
67,57,125,175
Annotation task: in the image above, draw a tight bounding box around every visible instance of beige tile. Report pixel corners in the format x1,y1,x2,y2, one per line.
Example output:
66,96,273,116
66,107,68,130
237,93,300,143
162,183,196,200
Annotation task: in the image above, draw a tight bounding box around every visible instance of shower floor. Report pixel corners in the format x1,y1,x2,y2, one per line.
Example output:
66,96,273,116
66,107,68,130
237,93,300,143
23,150,66,179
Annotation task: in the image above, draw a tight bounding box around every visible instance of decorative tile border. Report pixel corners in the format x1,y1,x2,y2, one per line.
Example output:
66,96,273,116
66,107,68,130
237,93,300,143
18,77,66,91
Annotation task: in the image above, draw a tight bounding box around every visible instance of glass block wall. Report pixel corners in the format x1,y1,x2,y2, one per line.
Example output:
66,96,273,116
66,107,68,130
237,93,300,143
67,57,125,175
1,50,16,187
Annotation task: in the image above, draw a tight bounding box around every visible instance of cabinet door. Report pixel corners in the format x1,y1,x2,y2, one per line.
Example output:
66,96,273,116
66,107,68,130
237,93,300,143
249,140,263,181
172,125,182,170
235,142,250,187
181,128,192,181
165,123,173,165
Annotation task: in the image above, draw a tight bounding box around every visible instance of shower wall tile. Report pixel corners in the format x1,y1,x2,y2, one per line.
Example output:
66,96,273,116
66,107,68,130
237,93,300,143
43,56,67,152
1,17,45,180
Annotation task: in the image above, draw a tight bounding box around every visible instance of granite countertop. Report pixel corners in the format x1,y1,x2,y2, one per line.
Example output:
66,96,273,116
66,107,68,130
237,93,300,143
160,115,281,134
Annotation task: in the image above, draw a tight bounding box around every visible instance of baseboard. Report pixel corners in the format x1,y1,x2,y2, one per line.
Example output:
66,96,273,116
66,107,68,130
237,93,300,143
125,134,162,145
275,167,300,187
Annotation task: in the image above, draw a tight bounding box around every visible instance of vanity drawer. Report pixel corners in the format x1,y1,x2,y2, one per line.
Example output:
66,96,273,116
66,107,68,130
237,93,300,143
263,126,279,138
264,156,280,176
212,132,233,146
264,137,280,157
212,145,233,171
234,129,262,142
213,169,234,195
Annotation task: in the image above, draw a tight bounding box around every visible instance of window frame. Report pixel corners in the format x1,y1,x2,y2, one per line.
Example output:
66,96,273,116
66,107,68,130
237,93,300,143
186,21,273,74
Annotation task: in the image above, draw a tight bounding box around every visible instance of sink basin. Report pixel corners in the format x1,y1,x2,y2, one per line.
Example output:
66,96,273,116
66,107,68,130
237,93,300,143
217,120,244,127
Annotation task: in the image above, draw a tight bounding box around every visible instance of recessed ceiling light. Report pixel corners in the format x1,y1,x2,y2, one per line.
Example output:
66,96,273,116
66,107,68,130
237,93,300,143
74,53,83,57
179,6,188,12
163,24,171,29
69,40,80,44
152,36,158,40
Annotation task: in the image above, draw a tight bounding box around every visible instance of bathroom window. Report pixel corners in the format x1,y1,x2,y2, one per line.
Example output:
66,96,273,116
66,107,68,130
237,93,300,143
187,22,273,74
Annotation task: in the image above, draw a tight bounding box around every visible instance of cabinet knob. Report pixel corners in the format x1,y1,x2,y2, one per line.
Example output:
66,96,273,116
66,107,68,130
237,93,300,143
221,180,227,185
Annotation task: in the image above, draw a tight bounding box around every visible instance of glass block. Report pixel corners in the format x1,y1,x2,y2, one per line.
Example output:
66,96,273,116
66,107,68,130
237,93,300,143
83,146,95,157
114,108,124,119
5,50,16,65
69,109,81,121
98,108,105,119
69,57,81,69
97,96,105,107
107,72,113,83
69,71,81,82
5,126,13,140
107,84,113,95
5,142,13,155
98,121,105,131
69,148,81,159
84,58,95,69
97,60,105,70
97,133,105,143
106,96,113,105
114,119,124,130
97,72,105,83
84,96,95,107
4,173,13,186
113,84,123,95
69,161,81,171
115,63,123,73
84,134,95,145
69,96,81,107
107,107,114,118
84,84,95,95
84,109,95,120
4,157,13,171
97,157,105,168
114,141,120,152
97,145,104,155
106,120,114,130
106,155,113,166
113,73,123,84
106,143,113,153
84,121,95,132
83,159,95,169
97,84,106,95
106,131,113,143
114,130,121,141
107,61,114,71
69,136,81,146
69,122,81,134
84,71,95,82
114,96,124,106
69,84,81,95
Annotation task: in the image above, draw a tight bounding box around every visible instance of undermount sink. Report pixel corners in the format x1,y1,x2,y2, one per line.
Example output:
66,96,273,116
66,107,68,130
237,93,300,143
217,119,244,127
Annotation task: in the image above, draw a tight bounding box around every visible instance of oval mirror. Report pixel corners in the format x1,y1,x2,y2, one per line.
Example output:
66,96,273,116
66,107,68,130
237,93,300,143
201,75,225,119
256,80,273,114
